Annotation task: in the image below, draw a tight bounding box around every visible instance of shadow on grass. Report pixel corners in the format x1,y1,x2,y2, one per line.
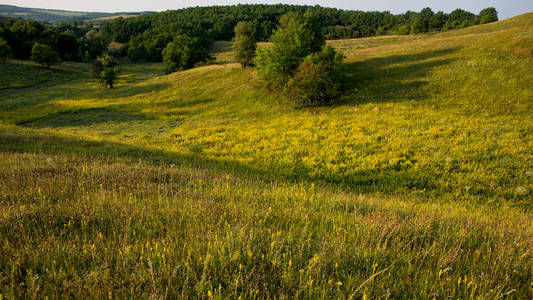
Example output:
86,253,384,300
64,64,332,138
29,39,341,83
0,129,439,197
92,82,172,99
339,47,460,105
159,98,214,109
0,61,171,105
0,132,279,184
16,107,153,128
0,62,88,95
0,82,172,115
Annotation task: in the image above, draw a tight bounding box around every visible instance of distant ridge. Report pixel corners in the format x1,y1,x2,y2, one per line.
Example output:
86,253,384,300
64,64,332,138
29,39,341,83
0,4,153,24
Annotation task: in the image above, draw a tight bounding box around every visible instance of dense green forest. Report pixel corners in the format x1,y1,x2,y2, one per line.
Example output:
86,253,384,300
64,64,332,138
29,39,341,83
0,4,498,64
0,19,107,62
104,5,498,62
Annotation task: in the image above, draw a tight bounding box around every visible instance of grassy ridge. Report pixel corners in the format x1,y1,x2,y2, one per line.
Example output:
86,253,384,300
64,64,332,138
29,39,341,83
0,14,532,298
0,4,148,24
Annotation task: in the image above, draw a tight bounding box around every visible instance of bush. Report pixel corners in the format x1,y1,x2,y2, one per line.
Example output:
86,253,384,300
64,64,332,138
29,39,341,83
233,21,256,68
0,38,12,64
94,54,119,88
255,11,325,87
30,43,61,68
162,34,211,73
288,45,344,106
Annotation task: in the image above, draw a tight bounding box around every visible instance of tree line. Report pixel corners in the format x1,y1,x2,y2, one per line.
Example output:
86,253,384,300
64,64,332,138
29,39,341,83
0,5,498,66
0,18,109,63
0,19,117,87
102,5,498,62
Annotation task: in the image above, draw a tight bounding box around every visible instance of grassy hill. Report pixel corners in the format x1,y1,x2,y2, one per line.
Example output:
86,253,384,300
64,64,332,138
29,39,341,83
0,4,150,24
0,13,532,298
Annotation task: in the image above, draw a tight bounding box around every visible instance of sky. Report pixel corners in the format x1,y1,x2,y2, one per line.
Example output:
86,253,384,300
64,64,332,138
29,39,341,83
3,0,532,20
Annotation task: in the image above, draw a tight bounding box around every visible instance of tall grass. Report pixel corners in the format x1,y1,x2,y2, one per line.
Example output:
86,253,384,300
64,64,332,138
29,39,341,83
0,13,532,298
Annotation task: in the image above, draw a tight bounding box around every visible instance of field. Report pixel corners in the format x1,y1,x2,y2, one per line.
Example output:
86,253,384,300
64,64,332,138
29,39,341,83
0,4,148,24
1,13,532,298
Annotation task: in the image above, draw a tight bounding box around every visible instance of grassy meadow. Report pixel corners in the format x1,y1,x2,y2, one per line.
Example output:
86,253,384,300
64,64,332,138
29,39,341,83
1,13,532,298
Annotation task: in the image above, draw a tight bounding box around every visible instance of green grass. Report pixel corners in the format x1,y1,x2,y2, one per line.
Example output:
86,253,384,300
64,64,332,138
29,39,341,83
0,14,532,298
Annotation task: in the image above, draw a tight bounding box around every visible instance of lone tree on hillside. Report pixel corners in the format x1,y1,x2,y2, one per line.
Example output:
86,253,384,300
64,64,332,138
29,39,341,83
94,53,119,88
233,21,257,68
30,43,61,68
0,38,12,64
255,11,344,106
255,11,326,87
162,34,211,73
479,7,498,24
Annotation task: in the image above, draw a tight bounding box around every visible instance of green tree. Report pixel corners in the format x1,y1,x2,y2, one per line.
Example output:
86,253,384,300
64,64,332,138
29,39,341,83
162,34,211,73
394,23,410,35
302,10,326,53
410,17,425,34
233,21,256,68
429,11,447,31
479,7,498,24
94,54,119,88
0,38,12,64
255,12,325,87
419,7,434,32
83,29,110,60
30,43,61,68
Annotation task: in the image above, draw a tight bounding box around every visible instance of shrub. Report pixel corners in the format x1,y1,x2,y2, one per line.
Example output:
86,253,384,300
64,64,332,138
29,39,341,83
255,11,325,87
0,38,12,64
94,54,119,88
162,34,211,73
288,45,344,106
30,43,61,68
233,21,256,68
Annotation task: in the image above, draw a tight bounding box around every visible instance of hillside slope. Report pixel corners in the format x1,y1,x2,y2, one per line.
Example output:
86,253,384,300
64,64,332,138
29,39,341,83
0,4,149,23
0,14,532,298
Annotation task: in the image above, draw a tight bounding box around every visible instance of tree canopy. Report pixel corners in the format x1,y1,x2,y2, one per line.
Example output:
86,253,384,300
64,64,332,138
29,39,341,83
0,18,107,62
99,5,497,62
162,34,212,73
479,7,498,24
233,21,256,68
0,5,498,66
0,38,12,64
30,43,61,67
255,12,344,106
